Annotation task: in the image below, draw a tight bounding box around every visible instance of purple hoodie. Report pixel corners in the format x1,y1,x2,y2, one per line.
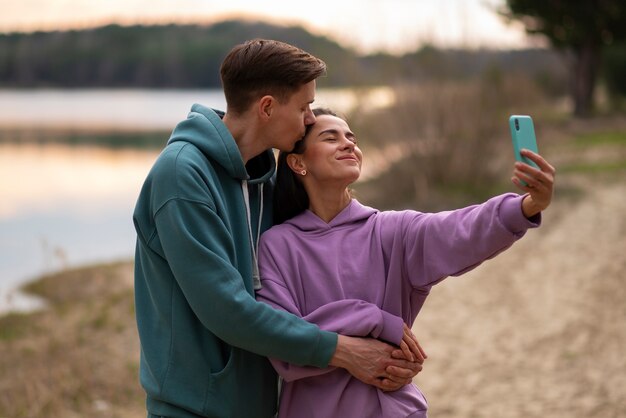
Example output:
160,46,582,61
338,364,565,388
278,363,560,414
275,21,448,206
256,193,540,418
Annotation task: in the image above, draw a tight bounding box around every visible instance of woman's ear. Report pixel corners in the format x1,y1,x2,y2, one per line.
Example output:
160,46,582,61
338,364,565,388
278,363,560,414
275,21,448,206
286,154,305,175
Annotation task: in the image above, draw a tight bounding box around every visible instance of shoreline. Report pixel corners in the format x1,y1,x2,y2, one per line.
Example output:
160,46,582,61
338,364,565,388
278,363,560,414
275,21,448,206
0,287,47,316
0,258,134,317
0,259,145,417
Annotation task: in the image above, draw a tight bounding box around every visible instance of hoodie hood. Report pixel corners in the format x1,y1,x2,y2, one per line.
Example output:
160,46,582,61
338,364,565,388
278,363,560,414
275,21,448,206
284,199,377,233
167,103,275,183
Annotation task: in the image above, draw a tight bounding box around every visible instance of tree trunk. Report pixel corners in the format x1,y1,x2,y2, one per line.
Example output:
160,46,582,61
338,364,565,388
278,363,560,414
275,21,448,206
572,42,600,117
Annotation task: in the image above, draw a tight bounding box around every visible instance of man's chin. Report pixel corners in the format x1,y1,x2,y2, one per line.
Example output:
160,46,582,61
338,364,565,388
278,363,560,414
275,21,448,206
285,135,305,153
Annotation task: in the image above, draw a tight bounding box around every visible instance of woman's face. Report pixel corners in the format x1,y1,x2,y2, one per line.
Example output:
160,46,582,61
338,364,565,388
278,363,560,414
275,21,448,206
292,114,363,186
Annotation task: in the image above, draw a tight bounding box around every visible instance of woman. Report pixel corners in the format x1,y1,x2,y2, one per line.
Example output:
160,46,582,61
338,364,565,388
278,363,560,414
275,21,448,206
256,108,555,417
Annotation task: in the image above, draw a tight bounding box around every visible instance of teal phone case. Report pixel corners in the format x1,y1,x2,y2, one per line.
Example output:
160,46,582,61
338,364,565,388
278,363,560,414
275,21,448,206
509,115,539,169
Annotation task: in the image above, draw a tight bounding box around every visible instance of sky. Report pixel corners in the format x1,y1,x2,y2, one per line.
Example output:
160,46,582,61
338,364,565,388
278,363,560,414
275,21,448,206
0,0,542,54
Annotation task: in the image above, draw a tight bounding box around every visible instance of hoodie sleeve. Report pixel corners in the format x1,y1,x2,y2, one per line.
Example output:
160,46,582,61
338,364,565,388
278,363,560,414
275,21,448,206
155,197,337,367
403,193,540,288
257,244,405,382
263,297,404,382
303,299,404,345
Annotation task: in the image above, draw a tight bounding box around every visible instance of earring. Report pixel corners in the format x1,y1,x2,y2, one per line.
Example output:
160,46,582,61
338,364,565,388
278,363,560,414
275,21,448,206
300,170,307,176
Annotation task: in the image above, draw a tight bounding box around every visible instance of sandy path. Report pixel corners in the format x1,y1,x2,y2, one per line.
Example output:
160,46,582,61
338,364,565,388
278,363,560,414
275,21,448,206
412,178,626,417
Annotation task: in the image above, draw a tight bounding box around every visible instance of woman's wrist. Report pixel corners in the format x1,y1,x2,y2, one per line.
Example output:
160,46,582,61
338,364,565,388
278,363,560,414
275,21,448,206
521,194,542,218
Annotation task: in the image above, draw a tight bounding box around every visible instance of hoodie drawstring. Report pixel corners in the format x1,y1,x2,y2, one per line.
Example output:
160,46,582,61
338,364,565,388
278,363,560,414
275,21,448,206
241,180,264,290
243,180,278,407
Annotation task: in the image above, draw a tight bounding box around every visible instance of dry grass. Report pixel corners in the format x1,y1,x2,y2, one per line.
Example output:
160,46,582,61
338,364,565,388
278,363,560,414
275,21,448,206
0,262,143,418
351,75,550,211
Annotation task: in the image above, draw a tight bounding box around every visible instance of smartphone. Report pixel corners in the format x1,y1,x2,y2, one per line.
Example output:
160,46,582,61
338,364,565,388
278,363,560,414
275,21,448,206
509,114,539,169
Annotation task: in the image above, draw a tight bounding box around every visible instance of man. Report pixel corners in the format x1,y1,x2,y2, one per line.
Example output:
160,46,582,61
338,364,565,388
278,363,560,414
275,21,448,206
133,39,422,418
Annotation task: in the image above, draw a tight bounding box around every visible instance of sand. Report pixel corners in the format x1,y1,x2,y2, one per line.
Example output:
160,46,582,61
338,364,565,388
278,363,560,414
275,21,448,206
412,176,626,417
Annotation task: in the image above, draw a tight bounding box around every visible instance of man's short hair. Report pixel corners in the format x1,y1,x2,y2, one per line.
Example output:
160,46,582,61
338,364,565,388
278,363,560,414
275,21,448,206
220,39,327,114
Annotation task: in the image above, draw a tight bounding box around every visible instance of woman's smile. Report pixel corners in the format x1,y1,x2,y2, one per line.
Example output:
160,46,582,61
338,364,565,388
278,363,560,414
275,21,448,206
337,154,359,162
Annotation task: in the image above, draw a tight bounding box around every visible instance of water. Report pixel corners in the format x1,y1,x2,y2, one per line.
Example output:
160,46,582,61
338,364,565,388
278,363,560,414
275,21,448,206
0,88,393,314
0,87,391,130
0,89,224,313
0,142,159,313
0,89,227,130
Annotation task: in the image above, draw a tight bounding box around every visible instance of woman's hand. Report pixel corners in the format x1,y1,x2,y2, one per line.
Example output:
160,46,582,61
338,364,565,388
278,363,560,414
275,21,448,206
512,149,556,218
381,324,427,391
398,323,427,363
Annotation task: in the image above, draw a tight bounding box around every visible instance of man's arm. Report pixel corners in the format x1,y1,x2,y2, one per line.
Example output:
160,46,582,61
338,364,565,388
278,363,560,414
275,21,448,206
255,295,406,382
155,198,336,367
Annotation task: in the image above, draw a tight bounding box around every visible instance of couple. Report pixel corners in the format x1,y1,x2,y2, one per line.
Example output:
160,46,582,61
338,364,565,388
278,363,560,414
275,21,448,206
133,39,555,418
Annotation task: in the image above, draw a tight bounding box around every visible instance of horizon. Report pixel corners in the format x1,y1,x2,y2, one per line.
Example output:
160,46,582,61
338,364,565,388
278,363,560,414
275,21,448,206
0,17,549,56
0,0,545,54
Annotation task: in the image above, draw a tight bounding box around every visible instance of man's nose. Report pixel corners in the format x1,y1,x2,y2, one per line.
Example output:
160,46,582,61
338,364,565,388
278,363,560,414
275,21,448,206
304,108,316,125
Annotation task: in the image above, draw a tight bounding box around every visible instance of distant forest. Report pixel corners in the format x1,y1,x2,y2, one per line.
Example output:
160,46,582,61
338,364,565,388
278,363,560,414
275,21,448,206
0,20,567,90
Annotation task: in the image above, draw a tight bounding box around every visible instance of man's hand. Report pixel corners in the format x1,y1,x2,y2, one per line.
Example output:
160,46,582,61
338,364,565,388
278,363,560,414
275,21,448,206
329,335,424,391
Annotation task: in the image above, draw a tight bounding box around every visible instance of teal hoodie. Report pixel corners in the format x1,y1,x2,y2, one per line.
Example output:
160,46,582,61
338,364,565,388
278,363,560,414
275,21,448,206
133,104,337,418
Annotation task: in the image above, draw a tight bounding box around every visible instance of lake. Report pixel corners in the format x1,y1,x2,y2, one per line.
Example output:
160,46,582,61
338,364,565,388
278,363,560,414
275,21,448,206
0,88,394,314
0,87,393,130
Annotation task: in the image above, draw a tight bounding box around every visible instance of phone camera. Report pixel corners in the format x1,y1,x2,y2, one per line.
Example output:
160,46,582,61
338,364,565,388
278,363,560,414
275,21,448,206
514,118,520,131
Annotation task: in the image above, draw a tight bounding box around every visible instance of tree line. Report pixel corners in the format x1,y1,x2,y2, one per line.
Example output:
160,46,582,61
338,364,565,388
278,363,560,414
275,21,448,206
0,20,564,88
1,18,625,116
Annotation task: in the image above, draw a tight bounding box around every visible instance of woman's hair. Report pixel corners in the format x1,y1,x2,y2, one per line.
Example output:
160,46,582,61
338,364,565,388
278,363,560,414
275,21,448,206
220,39,327,115
273,108,341,224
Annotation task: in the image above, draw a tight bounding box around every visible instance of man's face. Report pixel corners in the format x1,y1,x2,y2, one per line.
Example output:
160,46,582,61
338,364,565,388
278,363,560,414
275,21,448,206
268,80,317,152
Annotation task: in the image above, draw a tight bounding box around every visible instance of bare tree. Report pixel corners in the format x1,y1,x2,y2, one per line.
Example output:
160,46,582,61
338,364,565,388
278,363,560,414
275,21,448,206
502,0,626,117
